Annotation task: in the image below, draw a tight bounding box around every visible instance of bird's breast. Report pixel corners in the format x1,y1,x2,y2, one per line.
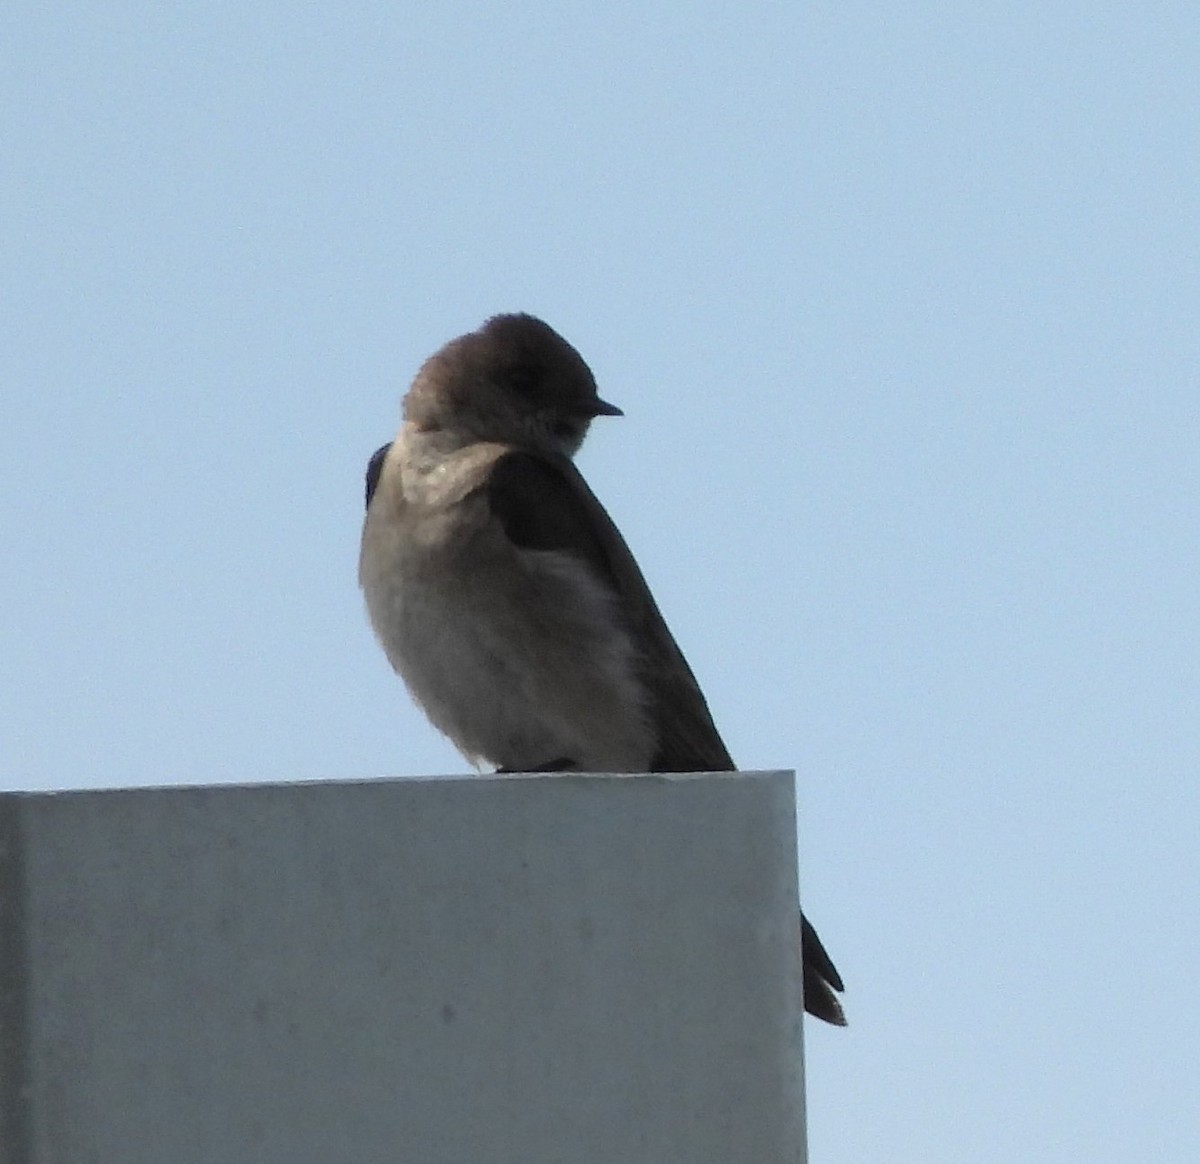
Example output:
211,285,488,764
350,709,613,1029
360,497,655,773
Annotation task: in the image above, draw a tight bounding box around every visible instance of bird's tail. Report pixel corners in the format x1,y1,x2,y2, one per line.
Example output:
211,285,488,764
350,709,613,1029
801,914,846,1026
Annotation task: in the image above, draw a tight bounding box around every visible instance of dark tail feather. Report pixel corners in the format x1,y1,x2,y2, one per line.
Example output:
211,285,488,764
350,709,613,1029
801,913,847,1026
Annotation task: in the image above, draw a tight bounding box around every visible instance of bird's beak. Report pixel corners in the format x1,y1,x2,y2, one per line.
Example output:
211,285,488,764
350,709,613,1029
590,397,623,417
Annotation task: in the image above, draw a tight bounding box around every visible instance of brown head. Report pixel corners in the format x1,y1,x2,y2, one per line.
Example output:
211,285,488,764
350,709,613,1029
403,314,622,457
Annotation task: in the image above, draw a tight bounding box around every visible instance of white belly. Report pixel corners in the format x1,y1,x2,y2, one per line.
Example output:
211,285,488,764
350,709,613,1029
361,515,655,773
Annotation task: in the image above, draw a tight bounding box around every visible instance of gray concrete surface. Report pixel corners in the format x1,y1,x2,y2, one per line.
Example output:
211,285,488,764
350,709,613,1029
0,772,806,1163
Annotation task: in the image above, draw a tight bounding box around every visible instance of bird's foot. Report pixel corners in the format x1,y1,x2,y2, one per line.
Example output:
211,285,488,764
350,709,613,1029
496,757,576,774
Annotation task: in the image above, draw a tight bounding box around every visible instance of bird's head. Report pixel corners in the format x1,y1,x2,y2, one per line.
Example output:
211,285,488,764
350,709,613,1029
403,313,622,458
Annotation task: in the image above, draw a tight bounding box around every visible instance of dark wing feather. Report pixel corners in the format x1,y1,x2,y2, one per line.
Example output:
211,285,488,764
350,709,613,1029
486,449,846,1026
364,443,392,510
487,451,733,772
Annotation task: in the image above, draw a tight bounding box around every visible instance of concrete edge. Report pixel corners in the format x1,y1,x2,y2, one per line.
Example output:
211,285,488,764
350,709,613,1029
0,798,31,1164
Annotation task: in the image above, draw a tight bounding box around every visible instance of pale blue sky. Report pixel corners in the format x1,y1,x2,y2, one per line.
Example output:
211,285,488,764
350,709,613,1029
3,4,1198,1160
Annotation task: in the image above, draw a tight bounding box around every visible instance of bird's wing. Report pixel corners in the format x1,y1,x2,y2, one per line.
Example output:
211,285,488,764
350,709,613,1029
369,441,846,1024
485,450,735,773
364,443,392,509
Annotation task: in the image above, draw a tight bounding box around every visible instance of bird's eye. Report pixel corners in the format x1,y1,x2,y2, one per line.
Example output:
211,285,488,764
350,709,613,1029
504,362,540,394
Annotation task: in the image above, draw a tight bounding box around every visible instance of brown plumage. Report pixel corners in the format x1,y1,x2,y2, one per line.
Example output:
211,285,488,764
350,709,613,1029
361,313,845,1025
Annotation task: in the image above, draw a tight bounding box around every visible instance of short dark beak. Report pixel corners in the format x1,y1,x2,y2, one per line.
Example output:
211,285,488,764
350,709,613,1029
590,397,623,417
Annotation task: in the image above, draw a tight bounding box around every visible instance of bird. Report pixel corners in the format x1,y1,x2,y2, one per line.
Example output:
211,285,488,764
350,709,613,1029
359,312,845,1025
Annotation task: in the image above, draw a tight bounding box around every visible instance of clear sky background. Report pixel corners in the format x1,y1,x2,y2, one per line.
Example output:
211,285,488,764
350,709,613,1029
3,4,1197,1160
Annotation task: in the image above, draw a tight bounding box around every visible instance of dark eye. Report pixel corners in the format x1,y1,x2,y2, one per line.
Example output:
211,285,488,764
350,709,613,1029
550,417,581,442
504,362,541,395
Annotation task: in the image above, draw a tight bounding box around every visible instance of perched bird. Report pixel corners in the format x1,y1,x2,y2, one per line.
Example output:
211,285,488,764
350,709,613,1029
359,313,846,1025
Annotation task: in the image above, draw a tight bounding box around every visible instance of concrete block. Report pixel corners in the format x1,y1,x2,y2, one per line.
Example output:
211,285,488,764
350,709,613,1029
1,771,806,1163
